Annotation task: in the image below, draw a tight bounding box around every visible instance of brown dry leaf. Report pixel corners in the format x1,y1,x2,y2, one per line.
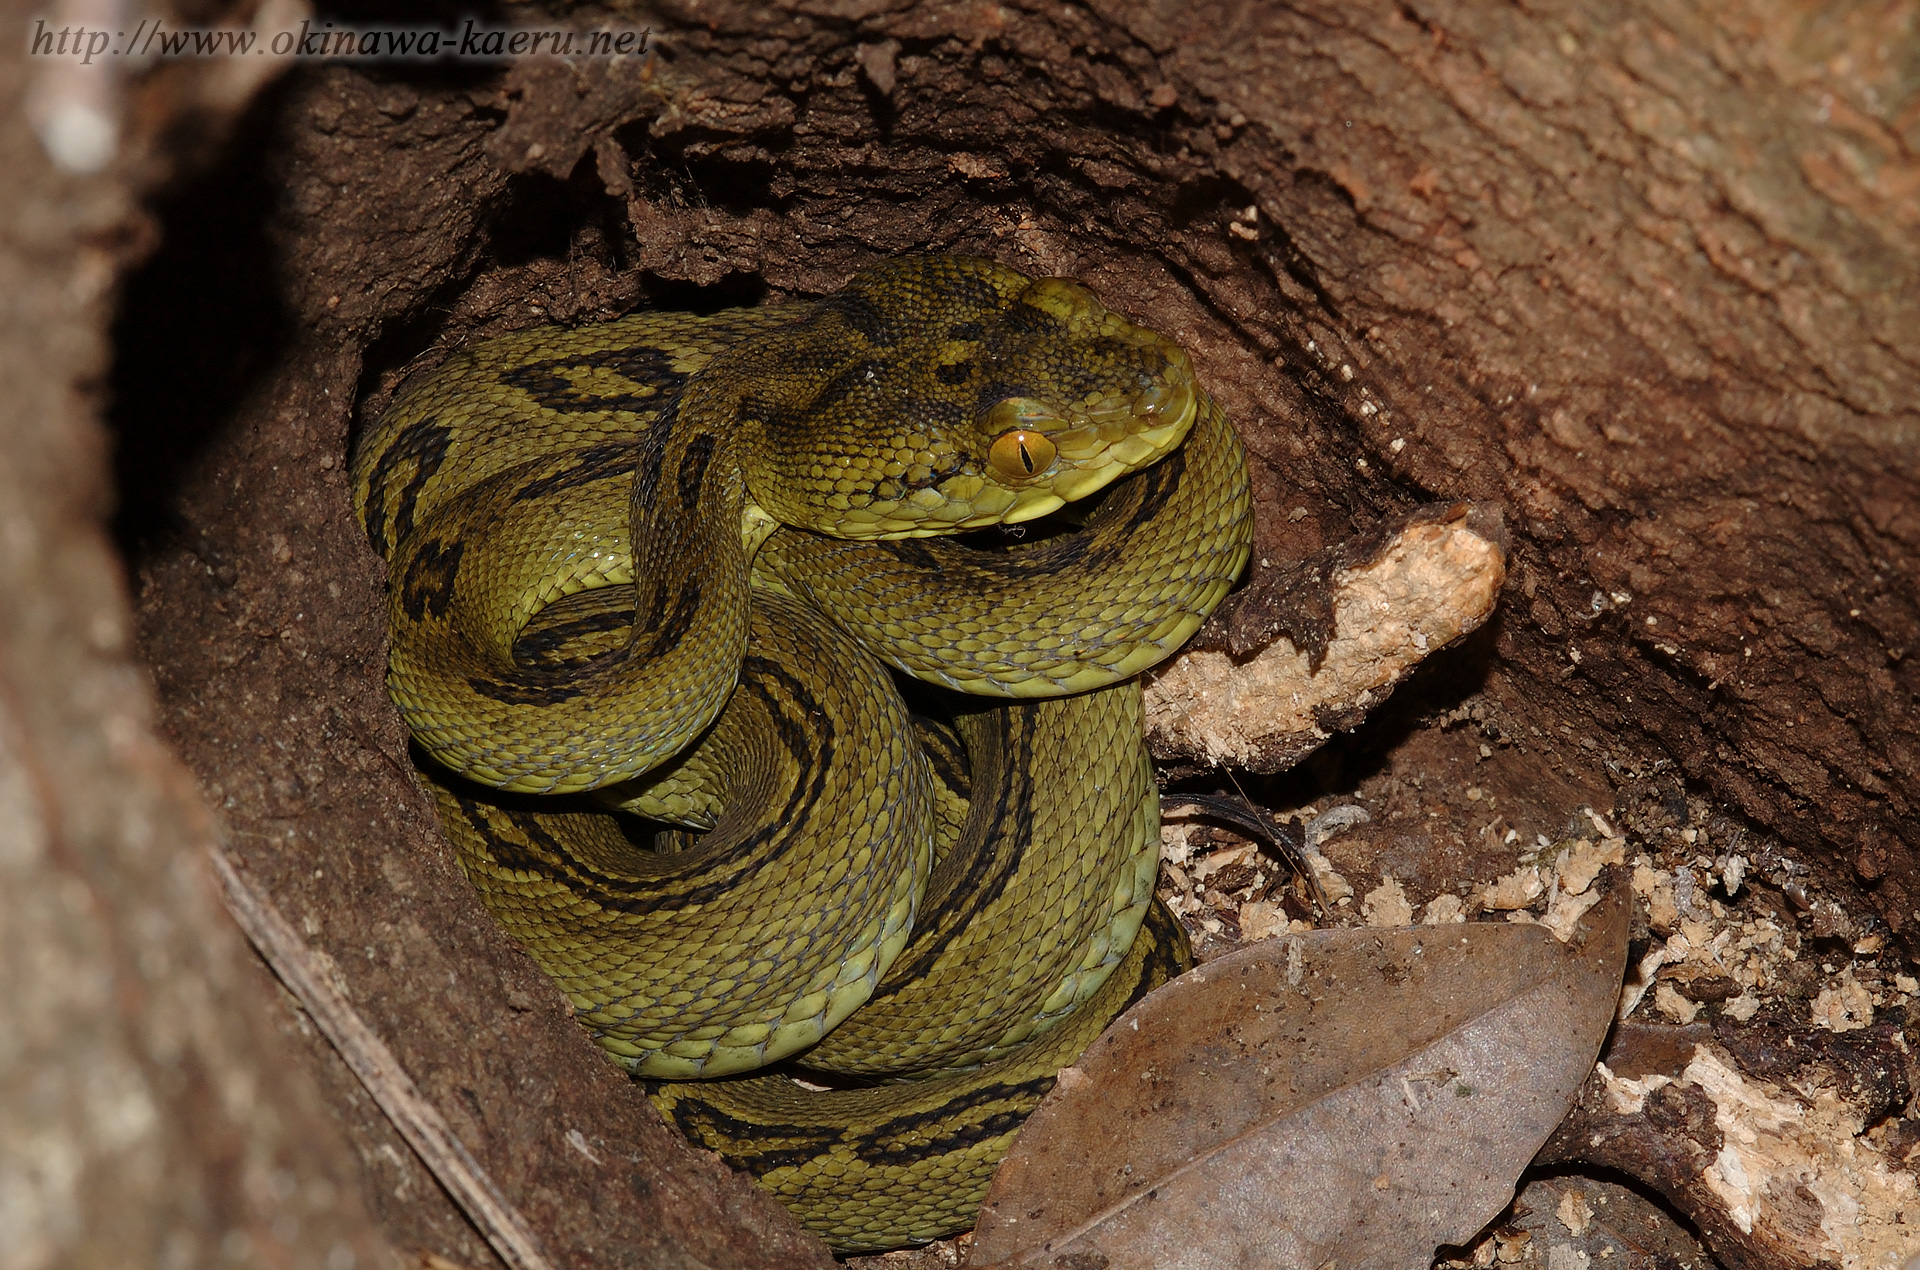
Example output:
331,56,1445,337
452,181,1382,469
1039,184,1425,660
968,875,1629,1269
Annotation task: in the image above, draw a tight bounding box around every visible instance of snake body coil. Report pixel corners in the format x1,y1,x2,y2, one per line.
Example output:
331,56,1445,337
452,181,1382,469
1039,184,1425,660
353,256,1252,1249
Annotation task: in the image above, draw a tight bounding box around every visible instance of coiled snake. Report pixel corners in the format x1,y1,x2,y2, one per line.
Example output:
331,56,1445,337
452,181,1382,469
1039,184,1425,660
352,256,1252,1250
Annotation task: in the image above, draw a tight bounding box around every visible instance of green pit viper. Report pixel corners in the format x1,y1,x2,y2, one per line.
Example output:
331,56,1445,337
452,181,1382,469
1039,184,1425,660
351,255,1252,1251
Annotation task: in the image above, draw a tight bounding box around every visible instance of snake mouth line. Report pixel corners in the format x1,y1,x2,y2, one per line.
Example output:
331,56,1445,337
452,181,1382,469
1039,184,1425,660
833,382,1200,539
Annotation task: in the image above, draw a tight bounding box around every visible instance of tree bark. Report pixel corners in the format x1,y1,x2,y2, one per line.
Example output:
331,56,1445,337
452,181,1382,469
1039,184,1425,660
1,2,395,1266
8,0,1913,1266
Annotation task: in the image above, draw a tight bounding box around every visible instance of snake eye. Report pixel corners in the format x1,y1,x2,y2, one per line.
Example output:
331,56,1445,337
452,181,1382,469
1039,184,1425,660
988,430,1057,480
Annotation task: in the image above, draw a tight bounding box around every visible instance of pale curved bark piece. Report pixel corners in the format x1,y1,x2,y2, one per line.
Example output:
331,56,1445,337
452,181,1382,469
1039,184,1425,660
1144,503,1507,774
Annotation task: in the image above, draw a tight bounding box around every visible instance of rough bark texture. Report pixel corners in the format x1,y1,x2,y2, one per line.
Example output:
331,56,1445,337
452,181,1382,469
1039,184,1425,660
118,52,836,1270
1541,1019,1919,1270
0,2,395,1266
8,0,1915,1266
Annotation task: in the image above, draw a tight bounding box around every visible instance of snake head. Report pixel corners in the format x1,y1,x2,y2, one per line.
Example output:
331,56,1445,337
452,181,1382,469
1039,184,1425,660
732,256,1201,539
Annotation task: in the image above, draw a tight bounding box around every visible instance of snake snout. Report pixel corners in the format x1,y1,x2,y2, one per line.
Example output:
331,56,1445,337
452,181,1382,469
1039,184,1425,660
1017,275,1104,324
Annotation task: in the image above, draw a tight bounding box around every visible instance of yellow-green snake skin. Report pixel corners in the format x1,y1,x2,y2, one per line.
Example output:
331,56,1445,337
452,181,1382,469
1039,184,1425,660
351,256,1252,1250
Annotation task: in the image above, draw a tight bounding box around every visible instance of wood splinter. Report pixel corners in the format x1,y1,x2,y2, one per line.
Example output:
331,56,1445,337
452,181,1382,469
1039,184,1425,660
1144,501,1509,773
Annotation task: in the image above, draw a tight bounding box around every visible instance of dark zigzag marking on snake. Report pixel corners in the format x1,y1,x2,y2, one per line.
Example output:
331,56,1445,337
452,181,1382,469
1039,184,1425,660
399,537,464,622
795,357,888,417
507,442,641,505
911,717,971,806
456,766,831,913
736,361,885,452
656,1098,845,1174
476,671,827,901
652,1074,1052,1176
852,1076,1055,1167
513,596,634,667
856,705,1035,998
970,335,1167,411
936,270,1007,316
677,432,717,515
836,911,1184,1172
653,917,1178,1177
498,343,691,414
1002,300,1063,337
463,576,701,706
626,401,731,641
810,291,900,346
462,671,591,707
362,416,452,558
630,396,679,523
632,572,703,660
460,658,839,909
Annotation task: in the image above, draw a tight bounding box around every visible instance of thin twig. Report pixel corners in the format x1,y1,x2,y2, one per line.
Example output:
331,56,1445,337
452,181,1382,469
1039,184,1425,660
207,846,556,1270
1160,791,1331,918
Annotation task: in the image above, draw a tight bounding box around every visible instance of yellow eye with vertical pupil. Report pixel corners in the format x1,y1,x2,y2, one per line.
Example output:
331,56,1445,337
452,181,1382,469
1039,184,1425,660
988,430,1057,480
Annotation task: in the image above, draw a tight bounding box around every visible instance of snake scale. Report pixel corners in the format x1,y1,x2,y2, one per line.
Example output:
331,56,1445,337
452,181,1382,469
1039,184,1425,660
351,256,1252,1250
